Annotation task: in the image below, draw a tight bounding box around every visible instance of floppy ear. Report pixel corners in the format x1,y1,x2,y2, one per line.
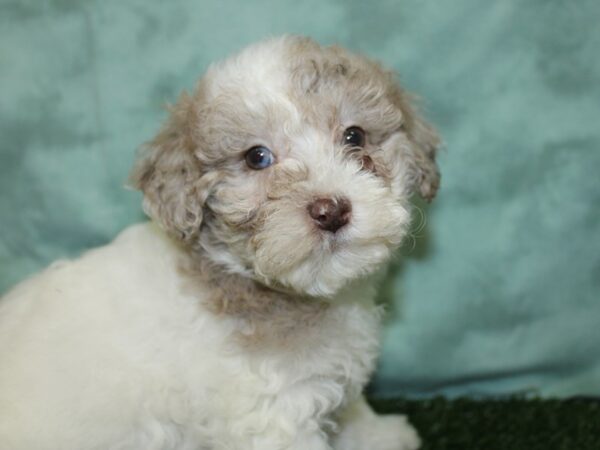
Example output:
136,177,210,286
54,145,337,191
391,87,441,202
129,92,211,242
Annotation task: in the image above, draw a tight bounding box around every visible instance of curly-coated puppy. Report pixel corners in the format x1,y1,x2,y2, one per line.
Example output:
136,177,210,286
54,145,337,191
0,36,440,450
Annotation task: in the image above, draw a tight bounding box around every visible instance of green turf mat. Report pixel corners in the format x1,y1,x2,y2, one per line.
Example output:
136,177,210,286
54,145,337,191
369,397,600,449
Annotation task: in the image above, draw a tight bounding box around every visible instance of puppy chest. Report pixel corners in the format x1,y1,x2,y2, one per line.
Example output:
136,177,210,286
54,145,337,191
227,302,382,413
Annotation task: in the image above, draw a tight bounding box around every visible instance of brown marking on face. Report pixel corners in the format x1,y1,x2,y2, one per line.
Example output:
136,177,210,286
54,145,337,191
286,41,440,200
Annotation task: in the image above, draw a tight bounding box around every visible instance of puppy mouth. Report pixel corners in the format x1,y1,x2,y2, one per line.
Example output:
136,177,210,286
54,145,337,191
308,216,353,255
317,230,344,253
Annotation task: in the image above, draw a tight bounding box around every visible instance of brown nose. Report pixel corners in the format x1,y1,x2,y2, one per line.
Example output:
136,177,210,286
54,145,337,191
307,197,352,233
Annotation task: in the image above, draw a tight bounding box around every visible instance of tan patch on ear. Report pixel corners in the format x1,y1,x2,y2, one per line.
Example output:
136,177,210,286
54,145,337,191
418,164,441,202
129,92,214,241
390,87,441,201
410,119,441,202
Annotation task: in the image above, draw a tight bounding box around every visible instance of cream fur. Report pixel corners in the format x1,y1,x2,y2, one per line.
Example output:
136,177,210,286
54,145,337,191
0,36,439,450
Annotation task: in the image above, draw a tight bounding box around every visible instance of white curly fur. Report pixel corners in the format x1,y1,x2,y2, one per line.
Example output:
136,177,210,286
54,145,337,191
0,36,439,449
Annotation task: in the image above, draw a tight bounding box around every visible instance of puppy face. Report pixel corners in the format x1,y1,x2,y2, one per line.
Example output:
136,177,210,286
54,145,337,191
131,36,440,297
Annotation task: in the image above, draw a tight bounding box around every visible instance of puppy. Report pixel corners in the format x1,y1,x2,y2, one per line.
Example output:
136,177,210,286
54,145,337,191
0,36,440,450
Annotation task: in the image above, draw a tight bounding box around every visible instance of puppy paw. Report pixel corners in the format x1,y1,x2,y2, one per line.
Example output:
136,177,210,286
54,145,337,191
370,414,421,450
333,413,420,450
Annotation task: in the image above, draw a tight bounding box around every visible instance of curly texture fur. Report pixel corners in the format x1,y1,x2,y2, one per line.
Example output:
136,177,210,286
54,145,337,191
0,36,439,449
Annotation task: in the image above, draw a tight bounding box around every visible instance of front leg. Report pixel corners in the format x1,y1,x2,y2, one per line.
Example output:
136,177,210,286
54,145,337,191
332,396,420,450
247,429,332,450
225,408,333,450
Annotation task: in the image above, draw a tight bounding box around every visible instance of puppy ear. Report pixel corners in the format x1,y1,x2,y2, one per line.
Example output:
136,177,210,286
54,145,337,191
129,92,209,241
392,88,441,202
406,106,441,202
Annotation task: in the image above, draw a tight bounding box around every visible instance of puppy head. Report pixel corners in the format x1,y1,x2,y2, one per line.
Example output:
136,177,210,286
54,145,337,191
130,36,440,297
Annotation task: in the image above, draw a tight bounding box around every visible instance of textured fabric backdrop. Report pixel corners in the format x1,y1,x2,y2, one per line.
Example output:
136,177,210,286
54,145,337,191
1,0,599,398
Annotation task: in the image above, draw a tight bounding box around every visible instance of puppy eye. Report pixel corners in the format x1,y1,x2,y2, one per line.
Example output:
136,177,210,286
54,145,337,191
245,146,275,170
342,126,366,148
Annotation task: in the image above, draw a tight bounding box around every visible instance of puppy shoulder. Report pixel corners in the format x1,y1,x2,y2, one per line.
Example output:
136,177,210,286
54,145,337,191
0,222,190,336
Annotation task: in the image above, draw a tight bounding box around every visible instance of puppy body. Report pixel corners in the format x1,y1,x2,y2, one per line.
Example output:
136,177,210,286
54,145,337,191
0,224,413,449
0,36,439,449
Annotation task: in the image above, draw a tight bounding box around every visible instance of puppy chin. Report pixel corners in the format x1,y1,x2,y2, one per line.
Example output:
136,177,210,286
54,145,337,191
252,206,411,298
274,243,396,297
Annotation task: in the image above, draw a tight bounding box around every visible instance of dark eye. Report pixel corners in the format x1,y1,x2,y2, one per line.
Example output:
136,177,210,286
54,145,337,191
245,146,275,170
342,126,366,148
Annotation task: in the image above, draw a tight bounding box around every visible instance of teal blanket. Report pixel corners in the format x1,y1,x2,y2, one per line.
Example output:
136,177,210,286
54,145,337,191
1,0,599,398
